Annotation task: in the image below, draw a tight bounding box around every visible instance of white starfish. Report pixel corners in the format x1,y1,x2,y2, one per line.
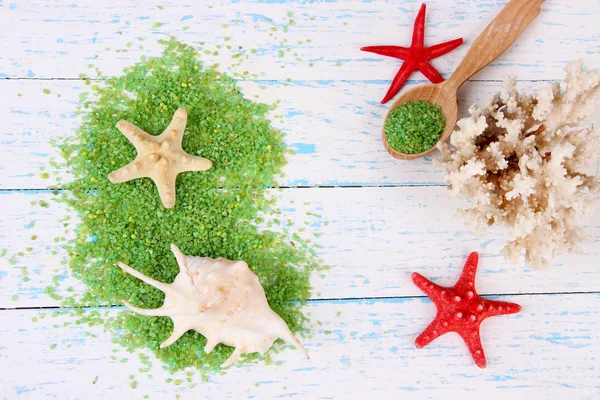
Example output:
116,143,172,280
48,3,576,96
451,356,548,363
108,108,212,208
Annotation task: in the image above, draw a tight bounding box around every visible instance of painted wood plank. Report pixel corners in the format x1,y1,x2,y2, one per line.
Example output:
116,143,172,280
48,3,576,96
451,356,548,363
1,1,599,81
1,294,598,399
2,79,599,190
2,187,600,308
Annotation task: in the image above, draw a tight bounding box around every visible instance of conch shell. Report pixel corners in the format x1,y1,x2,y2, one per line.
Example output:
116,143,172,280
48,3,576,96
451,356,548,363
118,244,309,368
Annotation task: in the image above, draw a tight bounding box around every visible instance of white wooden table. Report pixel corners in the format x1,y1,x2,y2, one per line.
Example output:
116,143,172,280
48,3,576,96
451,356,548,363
1,1,599,399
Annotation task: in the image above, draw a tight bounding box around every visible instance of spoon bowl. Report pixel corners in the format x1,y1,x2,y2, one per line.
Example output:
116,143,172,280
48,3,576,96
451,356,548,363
382,82,458,160
381,0,545,160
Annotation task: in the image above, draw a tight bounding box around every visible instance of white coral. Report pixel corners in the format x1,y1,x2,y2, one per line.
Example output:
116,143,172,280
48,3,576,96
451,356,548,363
437,61,600,268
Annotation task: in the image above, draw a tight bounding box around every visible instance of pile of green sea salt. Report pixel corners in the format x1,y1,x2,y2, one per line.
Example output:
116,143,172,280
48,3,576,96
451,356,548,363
384,100,446,154
57,38,319,374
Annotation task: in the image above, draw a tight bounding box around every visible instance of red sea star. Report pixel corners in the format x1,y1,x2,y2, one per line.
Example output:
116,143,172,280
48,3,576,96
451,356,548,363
361,3,463,104
411,252,521,368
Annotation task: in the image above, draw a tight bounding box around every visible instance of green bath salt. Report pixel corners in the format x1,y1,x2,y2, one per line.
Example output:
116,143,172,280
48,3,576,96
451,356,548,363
384,100,446,154
56,38,320,374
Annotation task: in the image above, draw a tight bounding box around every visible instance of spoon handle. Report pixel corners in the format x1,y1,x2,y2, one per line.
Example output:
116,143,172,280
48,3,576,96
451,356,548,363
446,0,545,91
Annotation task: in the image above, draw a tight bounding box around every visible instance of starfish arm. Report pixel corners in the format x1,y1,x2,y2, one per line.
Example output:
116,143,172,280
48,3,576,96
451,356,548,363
454,252,480,293
161,108,188,146
423,38,464,59
116,120,150,153
360,45,412,60
460,326,487,368
415,317,450,348
153,170,178,209
381,61,416,104
482,299,522,317
108,160,147,183
182,154,213,172
411,3,427,49
411,272,447,300
172,153,213,175
417,61,445,83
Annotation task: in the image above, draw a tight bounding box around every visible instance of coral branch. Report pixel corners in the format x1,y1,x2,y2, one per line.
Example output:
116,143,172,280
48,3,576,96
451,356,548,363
437,61,600,268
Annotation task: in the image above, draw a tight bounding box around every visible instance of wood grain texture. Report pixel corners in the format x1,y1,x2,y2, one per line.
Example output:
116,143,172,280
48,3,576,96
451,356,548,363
1,294,598,399
1,79,599,189
2,188,600,308
1,0,599,81
447,0,545,89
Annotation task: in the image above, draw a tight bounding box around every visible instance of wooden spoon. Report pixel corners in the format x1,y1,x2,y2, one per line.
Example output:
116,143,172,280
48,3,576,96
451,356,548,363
382,0,545,160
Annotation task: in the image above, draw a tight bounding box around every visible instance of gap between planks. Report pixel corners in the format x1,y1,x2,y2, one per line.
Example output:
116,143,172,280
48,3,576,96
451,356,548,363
3,290,600,312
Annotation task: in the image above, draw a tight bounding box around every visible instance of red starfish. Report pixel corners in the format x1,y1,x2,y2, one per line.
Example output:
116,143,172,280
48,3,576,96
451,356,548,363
411,252,521,368
361,3,463,104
